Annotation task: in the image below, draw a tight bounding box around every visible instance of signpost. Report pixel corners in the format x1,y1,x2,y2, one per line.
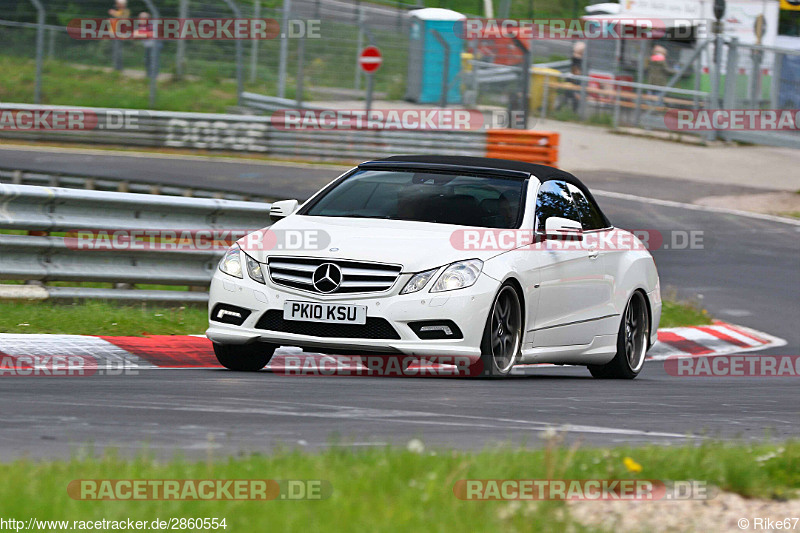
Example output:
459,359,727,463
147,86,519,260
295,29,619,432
358,45,382,115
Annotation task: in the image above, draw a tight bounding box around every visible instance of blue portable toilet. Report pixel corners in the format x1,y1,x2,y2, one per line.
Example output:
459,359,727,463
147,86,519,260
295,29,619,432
405,8,466,104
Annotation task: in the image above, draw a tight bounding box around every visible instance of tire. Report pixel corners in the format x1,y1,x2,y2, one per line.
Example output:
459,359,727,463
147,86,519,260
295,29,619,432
478,284,523,377
588,291,649,379
213,342,276,372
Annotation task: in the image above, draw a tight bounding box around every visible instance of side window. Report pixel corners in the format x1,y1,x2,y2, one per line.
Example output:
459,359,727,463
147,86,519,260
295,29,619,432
567,184,608,231
534,180,579,232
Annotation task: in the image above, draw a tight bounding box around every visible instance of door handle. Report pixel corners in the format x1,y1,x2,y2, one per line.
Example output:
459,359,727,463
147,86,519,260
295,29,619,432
588,248,599,259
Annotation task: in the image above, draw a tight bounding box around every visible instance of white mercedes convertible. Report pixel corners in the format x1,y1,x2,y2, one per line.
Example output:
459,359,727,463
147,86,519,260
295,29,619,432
206,156,661,378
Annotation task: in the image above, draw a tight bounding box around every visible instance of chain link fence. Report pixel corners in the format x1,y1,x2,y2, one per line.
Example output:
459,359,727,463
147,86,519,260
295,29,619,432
2,2,798,147
0,0,417,107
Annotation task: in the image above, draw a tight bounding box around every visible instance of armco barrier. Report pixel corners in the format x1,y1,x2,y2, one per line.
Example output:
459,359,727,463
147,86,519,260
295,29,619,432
0,103,559,165
0,183,272,302
486,130,559,165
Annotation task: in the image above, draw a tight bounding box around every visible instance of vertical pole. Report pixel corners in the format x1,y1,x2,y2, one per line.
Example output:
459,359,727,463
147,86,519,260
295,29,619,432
722,38,739,110
633,40,646,126
749,48,763,109
441,45,450,108
540,72,549,118
612,36,621,128
518,40,531,128
142,0,160,108
296,33,305,108
366,73,374,115
250,0,260,83
579,40,589,121
693,44,701,110
176,0,187,79
29,0,45,104
48,27,55,59
721,38,739,142
220,0,244,106
396,0,402,31
711,34,723,110
355,6,365,91
278,0,291,98
770,51,783,109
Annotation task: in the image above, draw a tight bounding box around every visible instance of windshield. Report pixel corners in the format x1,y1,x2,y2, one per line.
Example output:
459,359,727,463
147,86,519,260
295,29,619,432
302,170,526,228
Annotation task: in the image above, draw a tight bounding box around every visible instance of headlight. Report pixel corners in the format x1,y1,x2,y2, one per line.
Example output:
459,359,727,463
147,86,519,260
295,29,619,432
430,259,483,293
219,245,243,278
245,253,265,284
400,268,437,295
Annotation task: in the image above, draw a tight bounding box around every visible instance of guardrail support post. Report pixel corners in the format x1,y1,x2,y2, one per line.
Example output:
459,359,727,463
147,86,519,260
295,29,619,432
28,0,45,104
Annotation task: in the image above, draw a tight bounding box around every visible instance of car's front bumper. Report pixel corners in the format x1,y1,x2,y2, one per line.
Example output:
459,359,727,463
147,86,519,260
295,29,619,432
205,269,500,361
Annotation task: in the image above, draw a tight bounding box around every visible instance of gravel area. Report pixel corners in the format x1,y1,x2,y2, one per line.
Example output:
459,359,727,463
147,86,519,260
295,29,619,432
568,490,800,532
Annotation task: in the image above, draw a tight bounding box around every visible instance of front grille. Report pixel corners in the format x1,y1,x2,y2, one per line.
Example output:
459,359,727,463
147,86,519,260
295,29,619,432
267,257,402,294
255,310,401,340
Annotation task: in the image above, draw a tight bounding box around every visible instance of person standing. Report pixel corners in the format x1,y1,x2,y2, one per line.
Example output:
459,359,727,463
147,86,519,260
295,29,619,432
109,0,130,71
558,41,585,112
134,12,158,79
647,45,675,91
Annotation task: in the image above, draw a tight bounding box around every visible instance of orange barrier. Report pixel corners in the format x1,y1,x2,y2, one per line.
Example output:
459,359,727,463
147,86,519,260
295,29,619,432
485,130,559,166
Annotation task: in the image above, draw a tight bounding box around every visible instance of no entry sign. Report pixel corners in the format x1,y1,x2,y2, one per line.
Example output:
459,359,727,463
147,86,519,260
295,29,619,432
358,46,382,73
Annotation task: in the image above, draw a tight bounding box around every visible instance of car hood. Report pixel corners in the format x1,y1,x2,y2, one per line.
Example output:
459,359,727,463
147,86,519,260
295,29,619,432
239,215,503,272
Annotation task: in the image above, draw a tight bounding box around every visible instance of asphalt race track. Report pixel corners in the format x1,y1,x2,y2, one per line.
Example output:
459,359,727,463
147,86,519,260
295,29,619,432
1,146,798,460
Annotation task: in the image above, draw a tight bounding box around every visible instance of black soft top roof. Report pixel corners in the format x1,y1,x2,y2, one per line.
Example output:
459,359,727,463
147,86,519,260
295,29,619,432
364,155,581,186
360,155,612,227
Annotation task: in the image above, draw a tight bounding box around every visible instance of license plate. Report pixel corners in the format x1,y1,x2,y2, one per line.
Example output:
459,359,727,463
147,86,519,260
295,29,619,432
283,301,367,325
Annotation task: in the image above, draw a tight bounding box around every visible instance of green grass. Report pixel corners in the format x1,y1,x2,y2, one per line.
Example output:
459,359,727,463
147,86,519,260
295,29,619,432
0,440,796,530
0,298,709,336
0,56,241,113
660,299,712,328
0,300,207,336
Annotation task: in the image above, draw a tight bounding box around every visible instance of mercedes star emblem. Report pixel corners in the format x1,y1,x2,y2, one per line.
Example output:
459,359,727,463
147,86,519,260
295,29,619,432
312,263,342,293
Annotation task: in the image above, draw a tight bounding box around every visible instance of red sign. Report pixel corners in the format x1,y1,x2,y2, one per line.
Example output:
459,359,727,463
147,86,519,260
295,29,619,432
358,45,382,73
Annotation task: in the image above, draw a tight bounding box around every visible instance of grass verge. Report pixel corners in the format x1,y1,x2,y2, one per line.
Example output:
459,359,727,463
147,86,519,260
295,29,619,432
0,300,207,336
0,298,710,336
0,440,796,531
659,299,712,328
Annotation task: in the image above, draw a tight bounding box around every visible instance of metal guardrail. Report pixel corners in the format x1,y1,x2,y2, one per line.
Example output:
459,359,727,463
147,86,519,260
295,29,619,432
0,183,272,302
0,103,493,160
0,168,272,203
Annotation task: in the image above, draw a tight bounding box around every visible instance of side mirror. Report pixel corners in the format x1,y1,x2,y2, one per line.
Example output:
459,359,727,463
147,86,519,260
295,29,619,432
269,199,299,222
543,217,583,241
